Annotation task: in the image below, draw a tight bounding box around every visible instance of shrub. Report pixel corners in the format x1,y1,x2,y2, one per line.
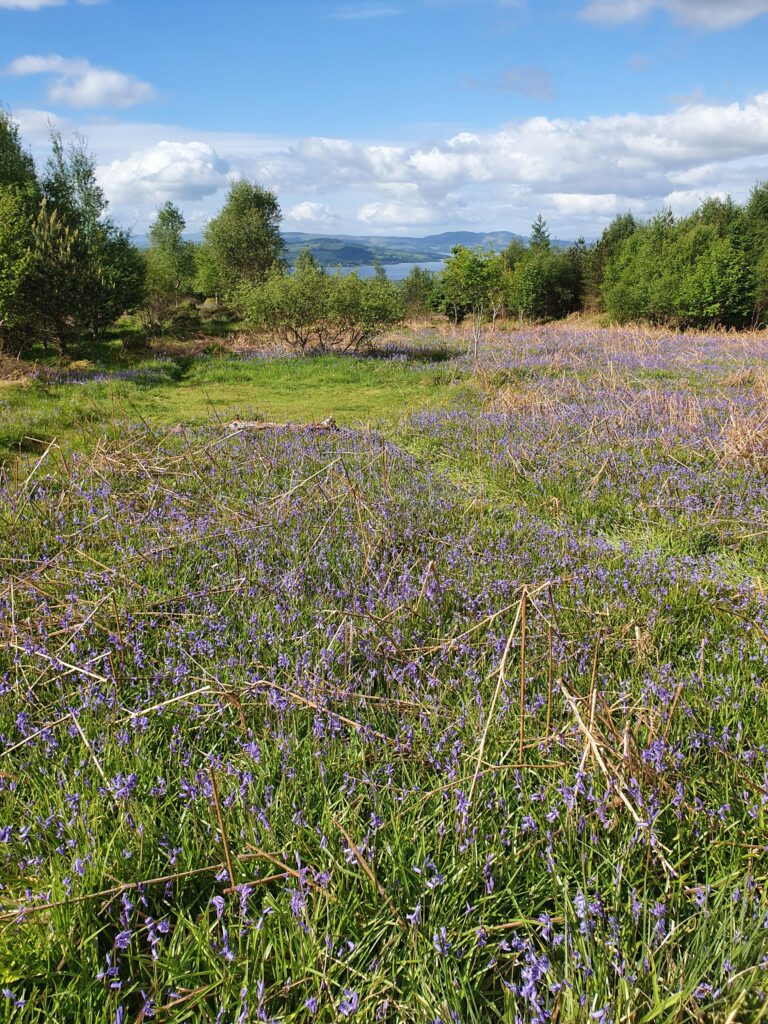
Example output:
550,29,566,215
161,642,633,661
240,251,404,353
507,248,582,322
400,265,435,318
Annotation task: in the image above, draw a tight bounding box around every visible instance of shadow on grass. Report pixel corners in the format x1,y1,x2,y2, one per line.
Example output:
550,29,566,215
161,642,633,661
361,342,458,363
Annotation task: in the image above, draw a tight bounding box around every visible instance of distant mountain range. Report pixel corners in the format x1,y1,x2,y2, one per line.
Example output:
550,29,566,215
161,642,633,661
134,229,572,267
282,230,570,267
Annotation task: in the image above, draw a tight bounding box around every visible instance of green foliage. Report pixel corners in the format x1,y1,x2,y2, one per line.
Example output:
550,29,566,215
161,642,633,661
327,265,405,350
582,213,638,311
240,249,328,351
0,126,145,354
529,212,551,250
500,238,527,271
433,229,582,331
400,265,435,318
240,249,404,352
43,133,145,345
200,179,285,299
193,240,220,299
427,275,470,324
27,198,82,351
143,202,196,329
602,206,754,328
76,225,146,342
744,182,768,324
440,246,494,317
0,183,38,351
0,107,37,191
433,246,504,331
43,131,107,240
502,220,585,324
432,247,512,357
507,247,582,321
146,202,195,296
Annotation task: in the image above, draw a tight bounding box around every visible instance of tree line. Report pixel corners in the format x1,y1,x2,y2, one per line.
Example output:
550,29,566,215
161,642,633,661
405,191,768,334
0,109,405,356
5,106,768,360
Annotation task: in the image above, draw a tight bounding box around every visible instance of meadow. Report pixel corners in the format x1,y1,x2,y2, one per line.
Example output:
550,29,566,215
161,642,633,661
1,323,768,1022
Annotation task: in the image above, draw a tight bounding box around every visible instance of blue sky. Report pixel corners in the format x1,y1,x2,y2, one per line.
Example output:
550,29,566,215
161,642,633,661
3,0,768,237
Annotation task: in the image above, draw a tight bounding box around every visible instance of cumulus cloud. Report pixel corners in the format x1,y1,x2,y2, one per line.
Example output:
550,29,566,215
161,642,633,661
16,90,768,235
242,92,768,230
581,0,768,29
357,200,436,226
286,201,337,225
98,141,230,203
6,55,154,108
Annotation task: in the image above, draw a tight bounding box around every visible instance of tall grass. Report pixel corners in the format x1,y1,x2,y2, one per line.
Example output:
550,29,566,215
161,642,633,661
1,325,767,1021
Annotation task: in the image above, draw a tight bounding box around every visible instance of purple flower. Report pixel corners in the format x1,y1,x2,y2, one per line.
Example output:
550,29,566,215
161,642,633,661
433,927,452,957
339,988,359,1016
406,901,422,926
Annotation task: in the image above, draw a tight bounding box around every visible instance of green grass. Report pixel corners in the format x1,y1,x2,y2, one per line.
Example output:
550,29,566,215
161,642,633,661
0,353,467,461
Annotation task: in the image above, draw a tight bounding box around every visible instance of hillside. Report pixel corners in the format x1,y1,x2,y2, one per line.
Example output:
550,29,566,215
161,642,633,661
281,229,563,267
133,229,572,267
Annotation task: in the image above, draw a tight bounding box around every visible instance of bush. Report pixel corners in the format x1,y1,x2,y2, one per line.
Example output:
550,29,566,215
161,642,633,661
507,248,582,322
400,265,435,318
240,251,404,353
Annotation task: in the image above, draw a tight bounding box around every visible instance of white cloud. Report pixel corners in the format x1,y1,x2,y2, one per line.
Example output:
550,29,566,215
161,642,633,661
241,92,768,231
98,141,230,203
0,0,62,8
464,66,556,100
287,201,337,225
581,0,768,29
6,55,154,108
14,91,768,237
330,4,400,19
0,0,103,8
357,200,436,226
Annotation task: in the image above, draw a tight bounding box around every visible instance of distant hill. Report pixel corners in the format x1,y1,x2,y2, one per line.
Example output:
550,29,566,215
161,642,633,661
134,229,573,268
281,230,566,267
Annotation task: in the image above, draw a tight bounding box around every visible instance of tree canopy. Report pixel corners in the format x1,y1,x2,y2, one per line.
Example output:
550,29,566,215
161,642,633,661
199,180,285,298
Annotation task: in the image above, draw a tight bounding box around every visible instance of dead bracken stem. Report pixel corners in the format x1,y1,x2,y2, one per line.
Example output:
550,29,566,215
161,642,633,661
0,852,272,923
332,817,407,930
589,630,601,723
72,716,111,794
209,766,236,893
469,600,522,807
518,587,527,766
562,685,677,879
663,677,686,741
468,581,554,808
546,620,554,743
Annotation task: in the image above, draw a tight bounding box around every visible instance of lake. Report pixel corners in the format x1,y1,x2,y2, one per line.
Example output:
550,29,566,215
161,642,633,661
337,260,446,280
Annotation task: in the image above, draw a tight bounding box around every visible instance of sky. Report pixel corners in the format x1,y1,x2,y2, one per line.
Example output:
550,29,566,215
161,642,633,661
3,0,768,240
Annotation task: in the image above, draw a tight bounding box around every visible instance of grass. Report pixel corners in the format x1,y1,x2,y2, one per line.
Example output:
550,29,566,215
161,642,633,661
1,323,768,1022
0,350,467,461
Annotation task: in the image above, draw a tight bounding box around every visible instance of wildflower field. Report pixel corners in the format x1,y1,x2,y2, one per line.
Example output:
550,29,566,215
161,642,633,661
1,325,768,1022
